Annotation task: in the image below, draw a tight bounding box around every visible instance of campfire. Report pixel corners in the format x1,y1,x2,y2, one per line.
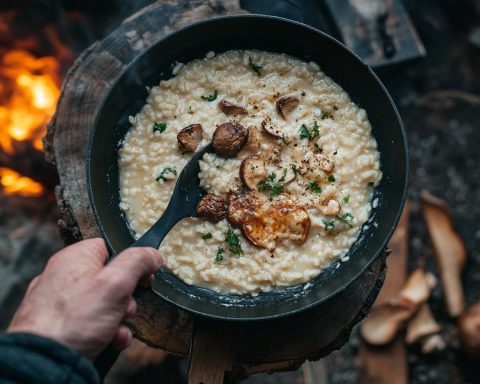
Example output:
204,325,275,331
0,49,61,197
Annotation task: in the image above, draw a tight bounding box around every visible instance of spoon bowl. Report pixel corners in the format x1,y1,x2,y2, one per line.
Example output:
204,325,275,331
132,143,214,249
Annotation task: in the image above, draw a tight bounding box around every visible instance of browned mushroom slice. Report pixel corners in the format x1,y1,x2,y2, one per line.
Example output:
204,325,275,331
212,122,248,158
197,194,227,223
360,268,436,346
177,124,202,153
360,301,415,346
240,155,268,190
228,193,310,251
282,166,296,184
420,190,466,317
218,100,248,116
458,302,480,359
261,116,284,139
405,302,441,345
320,199,341,216
310,153,335,173
276,96,299,119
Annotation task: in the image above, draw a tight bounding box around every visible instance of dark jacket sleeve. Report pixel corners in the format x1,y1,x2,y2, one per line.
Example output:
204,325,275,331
0,333,100,384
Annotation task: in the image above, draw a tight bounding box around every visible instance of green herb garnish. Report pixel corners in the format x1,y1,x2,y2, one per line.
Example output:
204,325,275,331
201,90,218,101
299,121,320,140
225,226,242,255
215,247,225,262
291,164,300,175
321,110,332,119
153,122,167,133
368,181,374,187
343,195,350,204
336,213,354,227
311,121,319,137
248,56,262,75
323,219,335,232
299,124,312,140
257,169,287,198
155,167,177,182
202,233,212,240
328,175,336,182
306,181,322,193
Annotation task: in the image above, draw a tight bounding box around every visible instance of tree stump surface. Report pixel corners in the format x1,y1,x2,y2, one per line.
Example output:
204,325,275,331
45,0,387,376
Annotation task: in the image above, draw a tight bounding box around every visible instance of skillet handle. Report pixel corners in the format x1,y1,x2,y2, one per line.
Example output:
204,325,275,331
188,318,234,384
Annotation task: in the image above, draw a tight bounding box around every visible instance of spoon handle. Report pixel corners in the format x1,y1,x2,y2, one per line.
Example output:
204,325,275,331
130,201,184,249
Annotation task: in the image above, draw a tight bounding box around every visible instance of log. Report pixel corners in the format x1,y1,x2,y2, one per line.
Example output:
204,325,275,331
45,0,388,379
358,201,410,384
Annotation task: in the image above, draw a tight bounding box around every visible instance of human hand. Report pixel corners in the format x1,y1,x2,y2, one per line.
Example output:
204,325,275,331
7,238,163,360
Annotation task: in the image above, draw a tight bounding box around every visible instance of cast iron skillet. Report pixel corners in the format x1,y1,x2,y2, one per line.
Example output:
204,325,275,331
87,15,408,321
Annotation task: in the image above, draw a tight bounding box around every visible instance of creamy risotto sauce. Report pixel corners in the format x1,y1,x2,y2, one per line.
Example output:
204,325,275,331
118,50,382,294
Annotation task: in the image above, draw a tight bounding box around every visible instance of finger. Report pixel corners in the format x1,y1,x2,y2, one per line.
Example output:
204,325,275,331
55,238,109,265
110,325,133,351
25,275,41,295
125,298,137,319
99,247,163,297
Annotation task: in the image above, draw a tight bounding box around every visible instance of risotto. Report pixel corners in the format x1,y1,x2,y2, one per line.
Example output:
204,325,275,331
118,50,382,294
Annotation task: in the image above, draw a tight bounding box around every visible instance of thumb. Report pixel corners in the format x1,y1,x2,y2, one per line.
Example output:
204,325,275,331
99,247,163,299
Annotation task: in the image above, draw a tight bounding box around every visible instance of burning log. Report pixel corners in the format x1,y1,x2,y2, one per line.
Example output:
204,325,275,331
420,191,466,317
0,49,61,195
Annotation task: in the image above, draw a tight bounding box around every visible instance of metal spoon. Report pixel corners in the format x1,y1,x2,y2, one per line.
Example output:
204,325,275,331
130,143,214,249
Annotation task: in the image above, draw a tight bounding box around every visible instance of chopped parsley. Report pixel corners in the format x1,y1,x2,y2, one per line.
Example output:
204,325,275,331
215,247,225,262
306,181,322,193
368,181,375,187
202,233,212,240
201,90,218,101
328,175,336,182
155,167,177,182
321,110,332,119
291,164,300,175
248,56,262,75
323,219,335,232
336,212,354,227
225,226,243,255
257,169,287,198
343,195,350,204
311,121,320,137
188,105,194,114
299,121,320,140
299,124,312,140
153,122,167,133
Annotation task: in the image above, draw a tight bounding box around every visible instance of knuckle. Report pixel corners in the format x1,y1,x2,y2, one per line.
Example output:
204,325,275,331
84,238,107,255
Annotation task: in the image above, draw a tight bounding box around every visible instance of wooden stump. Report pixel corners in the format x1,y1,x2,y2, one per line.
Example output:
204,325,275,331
45,0,387,380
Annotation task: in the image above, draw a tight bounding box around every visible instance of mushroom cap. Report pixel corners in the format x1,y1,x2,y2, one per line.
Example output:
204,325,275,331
458,302,480,359
177,123,203,153
197,194,227,223
212,122,248,158
228,192,310,251
240,155,268,191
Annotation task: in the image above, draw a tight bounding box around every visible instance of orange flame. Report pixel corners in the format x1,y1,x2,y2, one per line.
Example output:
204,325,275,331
0,49,60,154
0,167,44,197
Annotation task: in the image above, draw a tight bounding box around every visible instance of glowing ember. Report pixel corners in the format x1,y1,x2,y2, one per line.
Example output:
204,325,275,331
0,50,60,154
0,167,44,197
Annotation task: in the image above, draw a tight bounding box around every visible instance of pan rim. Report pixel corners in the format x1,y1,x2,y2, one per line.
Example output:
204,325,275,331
87,14,409,321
